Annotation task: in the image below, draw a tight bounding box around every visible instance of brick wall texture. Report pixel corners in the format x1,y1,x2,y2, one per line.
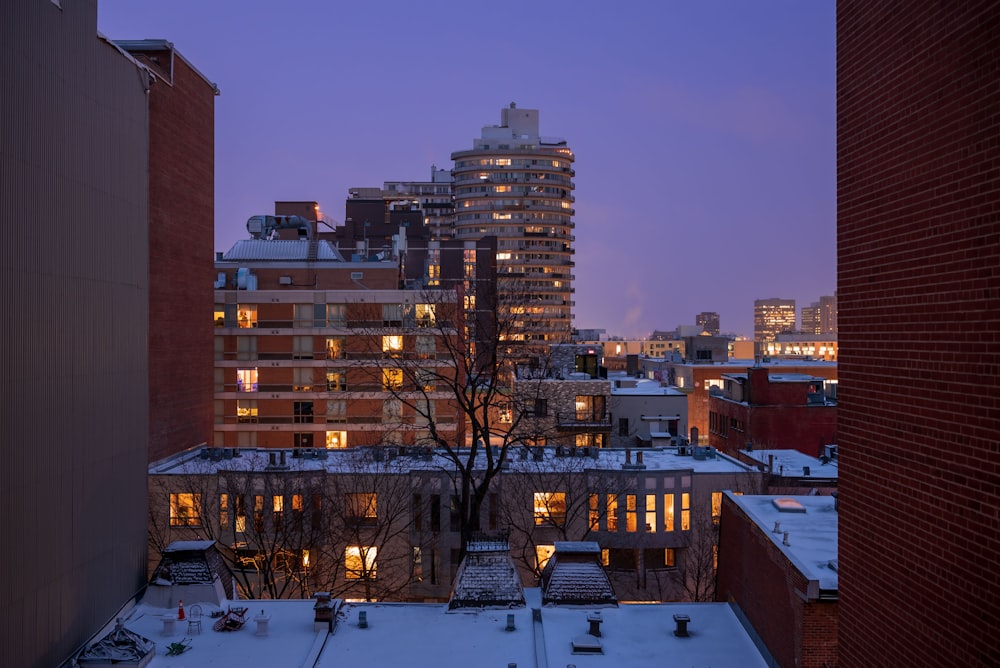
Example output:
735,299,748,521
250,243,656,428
148,53,216,461
838,1,1000,666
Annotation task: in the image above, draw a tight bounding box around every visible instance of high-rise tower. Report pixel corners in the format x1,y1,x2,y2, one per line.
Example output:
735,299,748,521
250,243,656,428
451,104,575,343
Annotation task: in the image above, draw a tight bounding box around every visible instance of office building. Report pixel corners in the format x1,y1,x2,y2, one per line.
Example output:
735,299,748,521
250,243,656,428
696,311,721,336
451,103,576,343
838,1,1000,665
753,298,796,349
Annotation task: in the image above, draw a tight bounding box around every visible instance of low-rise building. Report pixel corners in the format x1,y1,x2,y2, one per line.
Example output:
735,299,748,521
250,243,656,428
608,374,688,447
708,366,837,457
716,493,839,668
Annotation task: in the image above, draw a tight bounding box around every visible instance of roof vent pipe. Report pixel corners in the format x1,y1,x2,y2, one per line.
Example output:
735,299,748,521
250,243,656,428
505,614,516,632
673,613,691,637
783,531,790,546
773,521,781,534
358,610,368,629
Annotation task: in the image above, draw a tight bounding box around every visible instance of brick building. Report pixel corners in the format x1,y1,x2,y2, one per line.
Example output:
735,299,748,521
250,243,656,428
708,366,837,457
837,1,1000,665
117,40,218,462
716,493,839,668
640,359,838,444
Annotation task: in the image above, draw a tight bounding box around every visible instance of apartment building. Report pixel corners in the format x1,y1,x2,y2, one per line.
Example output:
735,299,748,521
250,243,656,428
451,103,576,343
753,298,796,350
149,444,760,604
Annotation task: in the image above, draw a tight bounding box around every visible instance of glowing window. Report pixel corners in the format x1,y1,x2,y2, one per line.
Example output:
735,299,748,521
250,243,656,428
645,494,656,532
535,544,555,572
626,495,637,532
237,305,257,328
664,494,675,532
383,335,403,356
415,304,436,327
607,495,618,532
382,368,403,390
325,430,346,449
345,546,377,579
712,492,723,524
681,493,691,531
236,368,258,392
169,493,201,527
533,492,567,526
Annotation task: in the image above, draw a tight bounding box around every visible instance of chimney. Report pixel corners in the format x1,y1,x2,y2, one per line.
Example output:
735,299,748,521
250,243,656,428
358,610,368,629
313,592,333,632
587,612,603,637
673,613,691,637
280,450,287,467
636,451,644,465
625,449,631,464
505,613,516,632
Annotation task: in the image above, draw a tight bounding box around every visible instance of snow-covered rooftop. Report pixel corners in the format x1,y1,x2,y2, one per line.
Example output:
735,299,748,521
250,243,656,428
151,444,755,477
743,449,839,479
727,493,839,591
220,239,345,262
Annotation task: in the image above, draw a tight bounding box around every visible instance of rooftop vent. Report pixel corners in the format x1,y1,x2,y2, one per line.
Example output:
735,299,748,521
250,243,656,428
673,613,691,637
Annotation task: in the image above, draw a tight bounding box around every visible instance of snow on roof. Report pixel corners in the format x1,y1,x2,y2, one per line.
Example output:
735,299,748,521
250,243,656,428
728,493,839,590
744,449,839,479
448,546,525,609
220,239,344,262
151,444,755,477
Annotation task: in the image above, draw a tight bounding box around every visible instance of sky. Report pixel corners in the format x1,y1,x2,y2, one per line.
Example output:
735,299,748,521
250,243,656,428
97,0,836,340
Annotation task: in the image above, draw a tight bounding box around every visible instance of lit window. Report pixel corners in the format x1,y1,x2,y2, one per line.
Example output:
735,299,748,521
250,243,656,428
219,494,229,529
415,304,436,327
645,494,656,532
236,368,258,392
534,492,567,526
273,496,284,531
496,252,512,261
712,492,723,524
382,368,403,391
665,548,676,568
382,335,403,356
325,337,344,359
169,493,201,527
589,494,599,530
664,494,675,532
607,495,619,532
214,308,225,327
237,400,258,423
345,546,377,579
535,544,555,572
626,495,637,532
681,493,691,531
346,493,377,525
237,305,257,328
326,371,345,392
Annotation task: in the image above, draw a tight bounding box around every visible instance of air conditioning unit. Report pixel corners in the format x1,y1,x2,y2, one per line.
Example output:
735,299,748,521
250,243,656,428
823,444,839,460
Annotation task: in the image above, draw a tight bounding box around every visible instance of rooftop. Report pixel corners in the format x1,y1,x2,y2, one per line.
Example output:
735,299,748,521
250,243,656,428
150,444,756,478
218,239,346,262
743,449,838,479
727,493,839,591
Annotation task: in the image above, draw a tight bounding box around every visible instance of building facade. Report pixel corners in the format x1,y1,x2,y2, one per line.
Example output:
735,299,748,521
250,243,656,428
837,1,1000,665
696,311,721,336
451,103,576,343
707,367,837,457
753,298,796,349
149,444,761,604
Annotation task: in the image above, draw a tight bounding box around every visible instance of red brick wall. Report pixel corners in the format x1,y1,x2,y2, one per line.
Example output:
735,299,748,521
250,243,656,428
838,1,1000,666
147,52,216,461
716,497,838,668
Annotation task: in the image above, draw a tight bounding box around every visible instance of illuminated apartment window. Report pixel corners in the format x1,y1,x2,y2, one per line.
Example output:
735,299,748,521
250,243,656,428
533,492,567,526
292,495,304,527
273,495,284,531
325,337,345,359
219,494,229,529
601,549,609,567
496,252,512,261
169,493,201,527
664,494,675,532
326,371,346,392
214,308,225,327
253,495,264,532
326,430,346,449
383,368,403,391
589,494,599,530
665,548,676,568
626,495,637,532
346,493,377,525
234,495,246,532
681,493,691,531
382,335,404,356
412,546,423,582
607,495,618,532
237,400,258,423
415,303,436,327
535,544,555,572
712,492,723,524
345,546,377,579
237,305,257,328
236,368,258,392
645,494,656,532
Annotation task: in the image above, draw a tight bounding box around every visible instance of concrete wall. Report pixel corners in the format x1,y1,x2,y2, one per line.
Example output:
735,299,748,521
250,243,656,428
838,1,1000,665
0,2,150,665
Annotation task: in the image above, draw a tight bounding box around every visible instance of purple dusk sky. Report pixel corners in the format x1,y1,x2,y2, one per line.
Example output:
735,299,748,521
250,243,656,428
97,1,835,340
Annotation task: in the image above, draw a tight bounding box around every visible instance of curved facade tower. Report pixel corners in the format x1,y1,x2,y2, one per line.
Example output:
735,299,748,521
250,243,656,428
451,104,575,343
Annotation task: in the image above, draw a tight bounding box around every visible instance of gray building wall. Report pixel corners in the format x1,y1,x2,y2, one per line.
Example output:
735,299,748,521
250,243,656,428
1,1,151,666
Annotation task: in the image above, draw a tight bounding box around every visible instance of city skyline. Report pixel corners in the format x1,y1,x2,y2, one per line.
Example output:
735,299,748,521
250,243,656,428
97,0,835,338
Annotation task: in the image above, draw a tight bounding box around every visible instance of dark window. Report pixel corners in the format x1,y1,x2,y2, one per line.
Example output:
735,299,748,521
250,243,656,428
412,493,423,532
430,494,441,533
533,398,548,417
618,417,629,437
294,432,314,448
450,495,461,532
294,401,314,424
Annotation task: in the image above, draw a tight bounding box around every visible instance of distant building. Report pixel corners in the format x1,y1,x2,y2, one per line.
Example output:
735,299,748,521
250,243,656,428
708,366,837,457
800,302,821,335
638,358,838,444
800,295,837,336
696,311,721,335
764,332,838,361
451,103,576,343
753,298,796,350
716,493,839,668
